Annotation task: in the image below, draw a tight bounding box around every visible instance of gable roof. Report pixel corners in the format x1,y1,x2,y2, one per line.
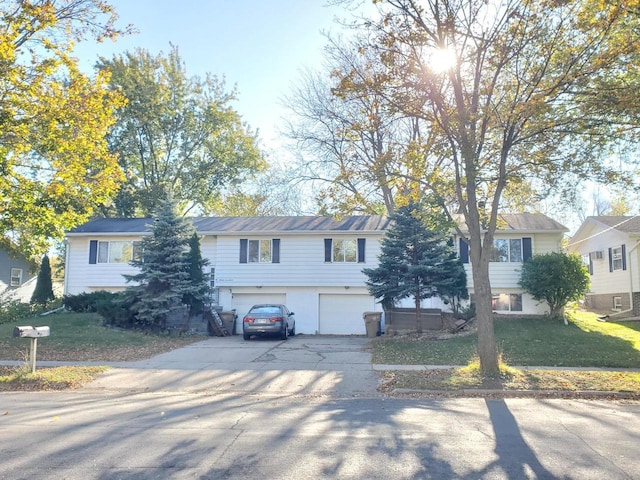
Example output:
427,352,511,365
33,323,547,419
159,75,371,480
495,213,568,232
67,215,392,236
586,216,640,234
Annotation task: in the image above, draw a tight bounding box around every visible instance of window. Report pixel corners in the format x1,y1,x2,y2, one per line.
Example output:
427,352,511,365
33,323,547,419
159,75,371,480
333,239,357,262
490,239,523,263
613,296,622,311
324,238,366,263
247,239,272,263
492,293,523,312
90,240,142,264
239,239,280,263
10,268,22,287
612,246,623,271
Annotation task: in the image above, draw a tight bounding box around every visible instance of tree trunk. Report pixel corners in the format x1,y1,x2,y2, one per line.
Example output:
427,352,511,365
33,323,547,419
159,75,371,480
472,265,499,375
414,293,422,333
468,231,500,376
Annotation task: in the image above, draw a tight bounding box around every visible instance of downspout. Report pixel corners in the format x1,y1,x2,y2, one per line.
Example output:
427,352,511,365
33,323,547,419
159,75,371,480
609,239,640,318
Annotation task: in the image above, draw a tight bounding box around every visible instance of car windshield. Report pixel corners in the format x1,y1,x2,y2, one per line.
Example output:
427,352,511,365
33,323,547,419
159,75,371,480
250,306,282,315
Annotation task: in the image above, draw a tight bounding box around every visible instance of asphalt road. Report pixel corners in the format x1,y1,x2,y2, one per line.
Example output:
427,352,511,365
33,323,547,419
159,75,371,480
1,336,638,479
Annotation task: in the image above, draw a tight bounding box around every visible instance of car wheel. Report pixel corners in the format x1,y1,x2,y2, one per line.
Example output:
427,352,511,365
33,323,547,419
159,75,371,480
290,324,295,336
281,323,288,340
243,333,251,340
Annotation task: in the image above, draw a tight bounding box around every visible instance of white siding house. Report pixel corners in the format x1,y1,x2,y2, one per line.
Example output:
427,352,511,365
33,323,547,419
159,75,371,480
457,213,568,315
64,212,568,333
567,216,640,316
65,216,389,335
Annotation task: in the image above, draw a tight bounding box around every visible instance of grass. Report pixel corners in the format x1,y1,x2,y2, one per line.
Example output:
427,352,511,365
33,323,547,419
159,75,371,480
0,365,110,392
0,311,202,362
0,311,203,391
373,310,640,395
373,311,640,368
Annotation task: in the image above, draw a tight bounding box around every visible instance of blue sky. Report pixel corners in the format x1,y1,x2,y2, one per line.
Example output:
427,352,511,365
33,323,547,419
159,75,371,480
74,0,343,149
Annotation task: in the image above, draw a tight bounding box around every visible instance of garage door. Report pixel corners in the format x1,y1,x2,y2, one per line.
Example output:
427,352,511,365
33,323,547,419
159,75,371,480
319,294,377,335
232,293,286,334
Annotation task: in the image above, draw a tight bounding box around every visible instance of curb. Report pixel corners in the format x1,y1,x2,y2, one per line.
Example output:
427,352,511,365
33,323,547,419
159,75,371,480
390,388,640,399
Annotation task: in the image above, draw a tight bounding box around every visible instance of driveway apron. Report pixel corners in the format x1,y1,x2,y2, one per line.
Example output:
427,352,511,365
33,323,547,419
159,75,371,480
83,335,383,397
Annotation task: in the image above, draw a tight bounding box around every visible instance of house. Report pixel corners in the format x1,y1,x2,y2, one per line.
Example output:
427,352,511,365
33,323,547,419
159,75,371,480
567,216,640,316
0,247,37,302
65,216,391,335
457,213,568,315
64,212,568,334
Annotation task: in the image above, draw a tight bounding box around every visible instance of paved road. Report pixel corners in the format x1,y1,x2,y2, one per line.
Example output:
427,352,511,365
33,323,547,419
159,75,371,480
1,335,639,479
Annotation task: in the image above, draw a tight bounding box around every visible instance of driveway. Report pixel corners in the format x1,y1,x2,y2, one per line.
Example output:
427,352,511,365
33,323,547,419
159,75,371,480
84,335,383,397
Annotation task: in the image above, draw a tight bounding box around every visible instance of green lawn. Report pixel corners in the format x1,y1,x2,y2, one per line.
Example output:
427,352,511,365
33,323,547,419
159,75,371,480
373,311,640,368
0,311,202,362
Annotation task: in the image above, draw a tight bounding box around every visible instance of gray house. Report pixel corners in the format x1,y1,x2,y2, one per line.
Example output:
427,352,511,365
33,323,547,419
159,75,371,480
0,247,37,302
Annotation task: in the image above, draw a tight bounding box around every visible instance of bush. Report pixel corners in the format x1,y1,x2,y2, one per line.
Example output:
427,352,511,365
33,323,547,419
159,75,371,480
0,300,33,325
96,291,139,329
63,291,117,313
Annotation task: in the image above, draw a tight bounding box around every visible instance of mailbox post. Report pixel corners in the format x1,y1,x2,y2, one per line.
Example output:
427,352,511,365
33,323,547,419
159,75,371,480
13,326,50,373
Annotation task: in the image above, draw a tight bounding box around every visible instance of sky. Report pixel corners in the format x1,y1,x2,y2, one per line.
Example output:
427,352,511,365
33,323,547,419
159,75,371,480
74,0,346,150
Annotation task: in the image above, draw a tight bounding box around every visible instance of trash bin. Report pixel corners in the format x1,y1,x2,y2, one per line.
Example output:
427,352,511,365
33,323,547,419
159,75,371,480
219,311,236,334
363,311,382,338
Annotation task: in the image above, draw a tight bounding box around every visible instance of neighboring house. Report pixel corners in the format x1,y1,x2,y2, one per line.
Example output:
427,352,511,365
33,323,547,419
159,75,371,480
64,212,568,334
0,247,37,302
457,213,568,316
567,216,640,316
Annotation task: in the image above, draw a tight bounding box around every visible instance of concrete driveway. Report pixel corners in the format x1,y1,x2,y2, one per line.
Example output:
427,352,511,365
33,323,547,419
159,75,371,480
84,335,383,397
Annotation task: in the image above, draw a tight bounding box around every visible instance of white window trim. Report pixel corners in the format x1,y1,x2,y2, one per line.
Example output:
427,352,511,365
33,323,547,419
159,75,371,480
332,239,357,263
97,240,142,264
491,238,523,263
10,268,22,287
612,246,623,271
248,239,272,263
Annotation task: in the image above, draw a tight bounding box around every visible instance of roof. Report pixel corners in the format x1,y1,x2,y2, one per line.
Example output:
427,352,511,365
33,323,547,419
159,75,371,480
67,215,392,235
453,212,568,233
587,216,640,234
496,213,568,232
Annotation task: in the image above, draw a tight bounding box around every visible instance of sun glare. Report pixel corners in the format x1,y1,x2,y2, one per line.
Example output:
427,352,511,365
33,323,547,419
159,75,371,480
430,46,457,73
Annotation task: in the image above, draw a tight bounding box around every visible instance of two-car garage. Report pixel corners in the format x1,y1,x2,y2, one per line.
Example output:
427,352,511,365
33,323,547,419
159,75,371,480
226,289,380,336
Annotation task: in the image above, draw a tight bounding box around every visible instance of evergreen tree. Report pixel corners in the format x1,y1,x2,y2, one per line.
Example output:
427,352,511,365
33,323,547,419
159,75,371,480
437,239,470,316
124,197,197,330
183,232,211,316
363,202,467,330
31,255,55,307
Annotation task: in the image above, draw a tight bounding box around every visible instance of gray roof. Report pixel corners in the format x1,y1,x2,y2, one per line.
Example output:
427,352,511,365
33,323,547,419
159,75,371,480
588,216,640,234
67,215,392,235
497,213,568,232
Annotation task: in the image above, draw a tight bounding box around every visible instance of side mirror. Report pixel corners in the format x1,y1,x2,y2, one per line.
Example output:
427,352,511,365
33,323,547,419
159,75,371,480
289,312,295,316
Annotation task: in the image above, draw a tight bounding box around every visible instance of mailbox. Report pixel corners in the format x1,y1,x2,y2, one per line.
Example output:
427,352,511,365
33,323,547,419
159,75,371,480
13,326,50,338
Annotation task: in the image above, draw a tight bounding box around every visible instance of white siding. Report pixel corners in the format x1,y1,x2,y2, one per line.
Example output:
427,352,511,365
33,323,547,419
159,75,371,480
65,236,141,295
214,234,383,288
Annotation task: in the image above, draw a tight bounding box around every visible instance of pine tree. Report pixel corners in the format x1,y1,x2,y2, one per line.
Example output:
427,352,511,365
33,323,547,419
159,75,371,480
183,232,211,316
31,255,55,307
363,202,467,331
124,197,197,330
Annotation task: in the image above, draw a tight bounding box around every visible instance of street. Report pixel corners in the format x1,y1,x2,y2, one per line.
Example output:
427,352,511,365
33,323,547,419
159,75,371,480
1,336,638,479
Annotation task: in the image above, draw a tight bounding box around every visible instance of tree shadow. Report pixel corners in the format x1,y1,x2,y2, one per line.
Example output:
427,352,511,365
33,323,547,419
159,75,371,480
476,398,564,479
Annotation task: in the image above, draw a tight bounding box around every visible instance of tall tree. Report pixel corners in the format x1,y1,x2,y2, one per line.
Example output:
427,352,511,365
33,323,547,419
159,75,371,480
183,232,210,317
98,46,266,216
31,254,55,307
316,0,639,373
124,196,197,330
363,202,466,331
0,0,129,260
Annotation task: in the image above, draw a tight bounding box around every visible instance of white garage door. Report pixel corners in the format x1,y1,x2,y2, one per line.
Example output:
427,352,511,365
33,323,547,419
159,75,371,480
232,293,286,334
319,294,377,335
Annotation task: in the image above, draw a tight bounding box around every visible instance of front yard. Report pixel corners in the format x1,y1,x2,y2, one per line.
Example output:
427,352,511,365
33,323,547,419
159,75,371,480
374,310,640,394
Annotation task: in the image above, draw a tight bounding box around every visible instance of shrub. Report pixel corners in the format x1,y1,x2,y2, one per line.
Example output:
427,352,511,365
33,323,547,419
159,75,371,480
96,291,139,329
63,291,119,313
0,300,33,325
